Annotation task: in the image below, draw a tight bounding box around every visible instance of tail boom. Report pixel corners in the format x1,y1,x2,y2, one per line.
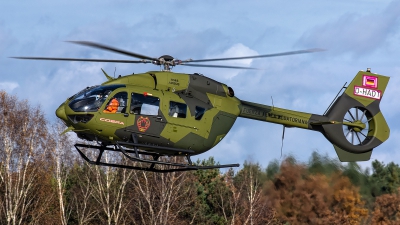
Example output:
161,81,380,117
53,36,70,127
238,69,390,162
239,101,314,129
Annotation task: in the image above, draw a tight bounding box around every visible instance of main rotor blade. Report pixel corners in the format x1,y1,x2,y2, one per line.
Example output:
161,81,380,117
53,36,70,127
186,48,325,63
67,41,159,61
180,63,257,70
11,57,151,63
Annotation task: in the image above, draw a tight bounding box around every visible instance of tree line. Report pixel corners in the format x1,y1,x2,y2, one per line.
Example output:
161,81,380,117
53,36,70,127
1,90,400,225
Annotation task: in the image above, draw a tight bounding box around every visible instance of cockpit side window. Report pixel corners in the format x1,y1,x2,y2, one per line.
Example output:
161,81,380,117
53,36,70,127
130,93,160,116
169,101,187,118
69,84,125,112
195,106,206,120
103,92,128,114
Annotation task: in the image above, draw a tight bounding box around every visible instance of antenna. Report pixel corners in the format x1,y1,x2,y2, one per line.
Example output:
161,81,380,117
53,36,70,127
323,82,347,115
280,125,285,158
114,67,116,78
271,96,274,110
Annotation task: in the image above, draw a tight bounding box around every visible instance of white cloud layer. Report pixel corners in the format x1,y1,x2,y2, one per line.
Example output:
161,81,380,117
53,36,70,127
0,82,19,92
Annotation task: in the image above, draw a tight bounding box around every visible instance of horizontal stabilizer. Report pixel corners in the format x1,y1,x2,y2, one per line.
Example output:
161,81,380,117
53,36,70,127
333,145,372,162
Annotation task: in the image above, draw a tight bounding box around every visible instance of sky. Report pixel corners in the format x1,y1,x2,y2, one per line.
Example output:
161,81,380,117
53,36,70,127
1,0,400,171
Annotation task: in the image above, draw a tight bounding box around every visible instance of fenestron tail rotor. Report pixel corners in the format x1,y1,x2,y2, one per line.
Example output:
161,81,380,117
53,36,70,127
321,70,390,162
11,41,324,71
342,107,372,146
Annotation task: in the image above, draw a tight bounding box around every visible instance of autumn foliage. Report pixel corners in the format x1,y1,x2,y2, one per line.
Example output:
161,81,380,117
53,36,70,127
264,159,368,224
370,189,400,224
1,91,400,224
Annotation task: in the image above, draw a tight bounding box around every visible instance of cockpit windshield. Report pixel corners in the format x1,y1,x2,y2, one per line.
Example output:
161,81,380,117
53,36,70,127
68,84,125,112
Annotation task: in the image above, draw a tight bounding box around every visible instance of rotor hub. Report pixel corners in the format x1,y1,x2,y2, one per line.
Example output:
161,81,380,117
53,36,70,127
156,55,182,71
348,120,366,132
342,107,372,146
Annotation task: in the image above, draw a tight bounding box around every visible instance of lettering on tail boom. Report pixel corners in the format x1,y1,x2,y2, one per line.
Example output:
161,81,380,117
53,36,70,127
267,113,308,125
241,107,267,117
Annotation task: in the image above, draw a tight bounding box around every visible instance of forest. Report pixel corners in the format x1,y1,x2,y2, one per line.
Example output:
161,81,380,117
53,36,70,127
1,90,400,225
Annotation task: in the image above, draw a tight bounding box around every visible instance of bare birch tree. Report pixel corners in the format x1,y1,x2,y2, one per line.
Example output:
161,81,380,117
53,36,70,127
225,169,243,225
0,91,54,225
86,150,134,224
231,162,270,225
49,121,76,225
128,158,197,225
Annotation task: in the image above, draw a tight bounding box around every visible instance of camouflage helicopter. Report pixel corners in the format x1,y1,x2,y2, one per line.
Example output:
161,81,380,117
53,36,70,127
13,41,390,172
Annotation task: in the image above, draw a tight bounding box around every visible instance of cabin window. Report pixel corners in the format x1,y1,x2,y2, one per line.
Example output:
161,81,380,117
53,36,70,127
169,102,187,118
130,93,160,116
195,106,206,120
103,92,128,113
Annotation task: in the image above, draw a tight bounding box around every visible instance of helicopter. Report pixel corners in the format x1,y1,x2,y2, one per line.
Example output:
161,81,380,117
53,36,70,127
13,41,390,172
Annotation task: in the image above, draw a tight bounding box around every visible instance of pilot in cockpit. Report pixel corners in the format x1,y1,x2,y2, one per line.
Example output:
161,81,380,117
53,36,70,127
103,98,119,113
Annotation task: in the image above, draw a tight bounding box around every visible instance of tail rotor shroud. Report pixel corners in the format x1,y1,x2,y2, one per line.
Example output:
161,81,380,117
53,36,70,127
320,70,390,161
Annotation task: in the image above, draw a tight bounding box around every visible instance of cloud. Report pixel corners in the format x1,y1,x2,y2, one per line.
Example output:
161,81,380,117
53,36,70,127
0,82,19,92
199,43,259,80
208,43,258,65
297,0,400,56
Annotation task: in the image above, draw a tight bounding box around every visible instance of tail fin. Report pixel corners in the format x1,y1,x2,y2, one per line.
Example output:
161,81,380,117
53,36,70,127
322,69,390,162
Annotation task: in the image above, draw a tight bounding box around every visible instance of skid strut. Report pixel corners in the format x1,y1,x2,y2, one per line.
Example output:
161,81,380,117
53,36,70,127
74,138,239,172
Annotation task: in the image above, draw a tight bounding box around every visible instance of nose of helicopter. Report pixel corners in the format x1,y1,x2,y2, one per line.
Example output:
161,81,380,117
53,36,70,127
55,103,68,122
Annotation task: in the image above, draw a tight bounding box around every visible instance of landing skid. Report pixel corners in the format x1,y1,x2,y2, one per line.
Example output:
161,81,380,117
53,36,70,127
74,141,240,172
